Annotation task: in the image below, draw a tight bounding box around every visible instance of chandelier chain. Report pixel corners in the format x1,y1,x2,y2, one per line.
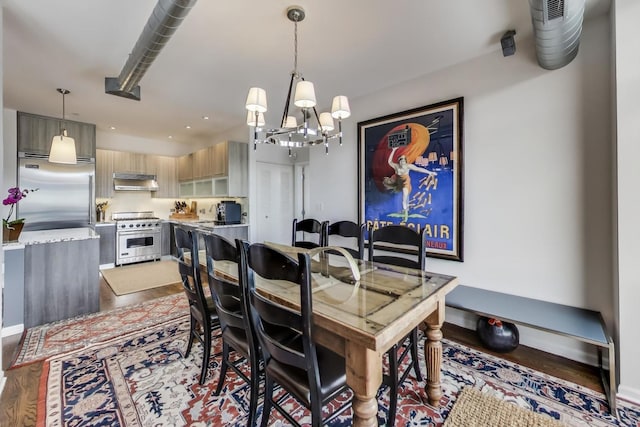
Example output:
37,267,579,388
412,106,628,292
293,19,298,75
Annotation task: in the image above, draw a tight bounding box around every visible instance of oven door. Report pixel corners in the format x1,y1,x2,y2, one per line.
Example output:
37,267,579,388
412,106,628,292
116,229,161,265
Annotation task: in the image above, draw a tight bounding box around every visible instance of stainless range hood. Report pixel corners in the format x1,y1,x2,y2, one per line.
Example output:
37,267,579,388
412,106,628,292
113,172,159,191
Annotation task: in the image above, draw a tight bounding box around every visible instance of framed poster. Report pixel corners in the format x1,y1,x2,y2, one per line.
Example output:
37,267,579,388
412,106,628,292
357,97,464,261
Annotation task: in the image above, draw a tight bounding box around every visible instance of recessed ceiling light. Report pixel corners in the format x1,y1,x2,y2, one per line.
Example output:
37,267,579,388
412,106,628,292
168,135,173,139
185,125,191,129
109,126,116,130
202,116,209,120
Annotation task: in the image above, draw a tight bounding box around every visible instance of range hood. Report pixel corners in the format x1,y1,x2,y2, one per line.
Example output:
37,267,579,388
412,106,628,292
113,172,159,191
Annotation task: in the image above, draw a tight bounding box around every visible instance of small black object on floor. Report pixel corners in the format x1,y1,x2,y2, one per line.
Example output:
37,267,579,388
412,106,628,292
476,316,519,353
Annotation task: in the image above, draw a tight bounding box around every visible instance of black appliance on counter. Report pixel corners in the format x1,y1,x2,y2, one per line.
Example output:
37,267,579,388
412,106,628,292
216,201,242,224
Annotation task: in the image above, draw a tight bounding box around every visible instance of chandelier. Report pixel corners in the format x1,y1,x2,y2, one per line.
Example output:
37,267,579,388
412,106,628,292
245,6,351,155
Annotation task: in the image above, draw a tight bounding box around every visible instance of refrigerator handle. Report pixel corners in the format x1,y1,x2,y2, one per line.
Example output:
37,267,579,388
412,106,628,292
89,175,94,225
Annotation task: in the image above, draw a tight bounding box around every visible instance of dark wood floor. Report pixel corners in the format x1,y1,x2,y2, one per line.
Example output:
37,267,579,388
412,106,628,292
0,277,602,426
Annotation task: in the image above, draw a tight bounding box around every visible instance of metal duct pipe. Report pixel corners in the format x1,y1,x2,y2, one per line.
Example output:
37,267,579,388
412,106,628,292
105,0,198,100
529,0,585,70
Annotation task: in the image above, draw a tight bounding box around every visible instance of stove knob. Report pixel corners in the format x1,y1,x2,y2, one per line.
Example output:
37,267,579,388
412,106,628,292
128,224,134,228
136,224,141,227
141,223,146,227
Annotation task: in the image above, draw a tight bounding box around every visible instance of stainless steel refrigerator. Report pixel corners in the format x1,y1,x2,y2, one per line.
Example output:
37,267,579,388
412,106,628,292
18,153,95,230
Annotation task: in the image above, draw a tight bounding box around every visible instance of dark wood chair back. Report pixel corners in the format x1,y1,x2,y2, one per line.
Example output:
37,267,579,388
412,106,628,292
326,220,365,259
368,224,427,270
238,241,349,426
292,218,327,249
174,226,219,385
175,227,209,329
202,233,244,338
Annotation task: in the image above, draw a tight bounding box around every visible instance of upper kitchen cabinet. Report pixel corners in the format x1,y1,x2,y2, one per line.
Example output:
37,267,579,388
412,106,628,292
112,151,150,174
152,156,179,198
18,111,96,159
177,154,193,182
96,149,115,198
177,141,247,197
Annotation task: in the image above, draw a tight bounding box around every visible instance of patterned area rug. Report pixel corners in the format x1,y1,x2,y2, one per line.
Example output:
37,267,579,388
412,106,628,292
11,293,187,368
36,315,640,427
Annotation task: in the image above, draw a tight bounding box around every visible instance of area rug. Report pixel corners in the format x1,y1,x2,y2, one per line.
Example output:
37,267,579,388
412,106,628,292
11,293,187,368
444,386,567,427
101,260,182,295
36,316,640,427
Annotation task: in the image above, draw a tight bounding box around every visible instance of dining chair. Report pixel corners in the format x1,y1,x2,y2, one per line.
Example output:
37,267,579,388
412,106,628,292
174,226,220,385
368,224,427,426
237,240,351,427
291,218,327,249
326,220,365,259
201,232,262,426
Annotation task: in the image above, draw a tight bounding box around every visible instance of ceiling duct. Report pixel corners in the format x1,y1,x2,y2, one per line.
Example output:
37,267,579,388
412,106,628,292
529,0,585,70
105,0,198,101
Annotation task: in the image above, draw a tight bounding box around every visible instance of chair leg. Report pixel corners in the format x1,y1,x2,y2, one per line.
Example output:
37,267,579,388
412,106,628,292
260,377,275,427
185,316,195,358
387,344,399,427
248,353,260,427
410,328,423,382
214,341,230,395
199,323,212,385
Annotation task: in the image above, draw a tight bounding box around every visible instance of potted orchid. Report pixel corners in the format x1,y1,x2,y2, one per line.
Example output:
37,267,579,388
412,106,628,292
3,187,37,242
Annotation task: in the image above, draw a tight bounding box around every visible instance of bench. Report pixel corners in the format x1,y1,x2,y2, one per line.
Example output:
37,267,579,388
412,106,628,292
445,285,617,416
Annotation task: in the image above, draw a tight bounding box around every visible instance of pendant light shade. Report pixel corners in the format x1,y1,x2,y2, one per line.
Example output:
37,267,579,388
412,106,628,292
293,81,317,108
245,87,268,113
319,112,335,132
49,88,77,164
49,130,77,164
331,95,351,119
246,111,265,127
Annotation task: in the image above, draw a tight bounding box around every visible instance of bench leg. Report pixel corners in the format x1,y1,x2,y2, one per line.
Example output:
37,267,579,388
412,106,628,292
598,344,618,418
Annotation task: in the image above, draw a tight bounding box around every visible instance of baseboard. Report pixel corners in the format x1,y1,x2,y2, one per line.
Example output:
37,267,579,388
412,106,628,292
618,385,640,405
2,323,24,337
99,263,115,270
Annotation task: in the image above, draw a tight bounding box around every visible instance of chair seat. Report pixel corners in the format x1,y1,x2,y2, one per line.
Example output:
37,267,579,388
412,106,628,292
267,343,347,407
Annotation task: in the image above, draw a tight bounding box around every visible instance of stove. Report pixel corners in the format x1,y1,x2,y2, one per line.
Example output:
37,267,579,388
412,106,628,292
112,211,162,265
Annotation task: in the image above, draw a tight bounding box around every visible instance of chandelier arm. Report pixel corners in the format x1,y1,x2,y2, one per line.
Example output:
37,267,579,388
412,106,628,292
281,72,296,128
311,105,322,133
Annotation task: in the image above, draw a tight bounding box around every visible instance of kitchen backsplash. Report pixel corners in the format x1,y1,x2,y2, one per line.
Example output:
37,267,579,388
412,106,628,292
96,192,247,222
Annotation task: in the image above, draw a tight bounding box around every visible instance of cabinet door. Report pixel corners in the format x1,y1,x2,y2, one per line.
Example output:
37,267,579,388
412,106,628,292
96,225,116,265
96,149,115,198
113,151,148,173
192,148,210,179
153,156,178,198
211,141,228,176
227,141,248,197
178,154,193,181
66,120,96,159
161,222,171,256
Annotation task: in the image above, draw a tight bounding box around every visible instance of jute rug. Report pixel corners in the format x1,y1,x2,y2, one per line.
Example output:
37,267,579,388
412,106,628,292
444,386,567,427
34,314,640,426
10,293,187,368
101,260,182,295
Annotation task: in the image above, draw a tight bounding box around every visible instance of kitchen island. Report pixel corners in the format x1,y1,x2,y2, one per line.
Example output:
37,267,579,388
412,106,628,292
3,227,100,329
166,219,248,256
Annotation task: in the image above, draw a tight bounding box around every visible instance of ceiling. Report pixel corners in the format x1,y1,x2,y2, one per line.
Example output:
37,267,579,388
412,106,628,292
3,0,610,146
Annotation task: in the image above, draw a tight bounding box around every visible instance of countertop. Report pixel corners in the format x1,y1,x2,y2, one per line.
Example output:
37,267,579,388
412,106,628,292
168,219,248,229
8,227,100,246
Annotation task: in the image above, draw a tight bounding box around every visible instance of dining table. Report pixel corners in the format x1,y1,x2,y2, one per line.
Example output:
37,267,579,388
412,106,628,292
204,242,459,427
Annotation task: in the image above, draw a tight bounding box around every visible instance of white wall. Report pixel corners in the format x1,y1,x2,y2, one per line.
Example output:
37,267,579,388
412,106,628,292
613,0,640,403
309,16,614,364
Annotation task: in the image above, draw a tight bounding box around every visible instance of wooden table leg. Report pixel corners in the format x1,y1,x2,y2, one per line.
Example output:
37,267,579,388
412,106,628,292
346,342,382,427
425,300,445,406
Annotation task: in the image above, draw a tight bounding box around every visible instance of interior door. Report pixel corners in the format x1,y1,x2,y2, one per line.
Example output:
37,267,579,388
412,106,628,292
256,162,294,245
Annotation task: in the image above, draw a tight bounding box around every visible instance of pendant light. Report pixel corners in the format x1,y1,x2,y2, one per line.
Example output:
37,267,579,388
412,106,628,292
49,88,77,164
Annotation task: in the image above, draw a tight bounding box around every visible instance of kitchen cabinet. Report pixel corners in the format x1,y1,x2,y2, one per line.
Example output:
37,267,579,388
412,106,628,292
177,141,248,197
96,149,115,198
152,156,179,198
112,151,149,174
178,154,193,181
18,111,96,159
95,223,116,266
162,221,173,256
24,237,100,328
